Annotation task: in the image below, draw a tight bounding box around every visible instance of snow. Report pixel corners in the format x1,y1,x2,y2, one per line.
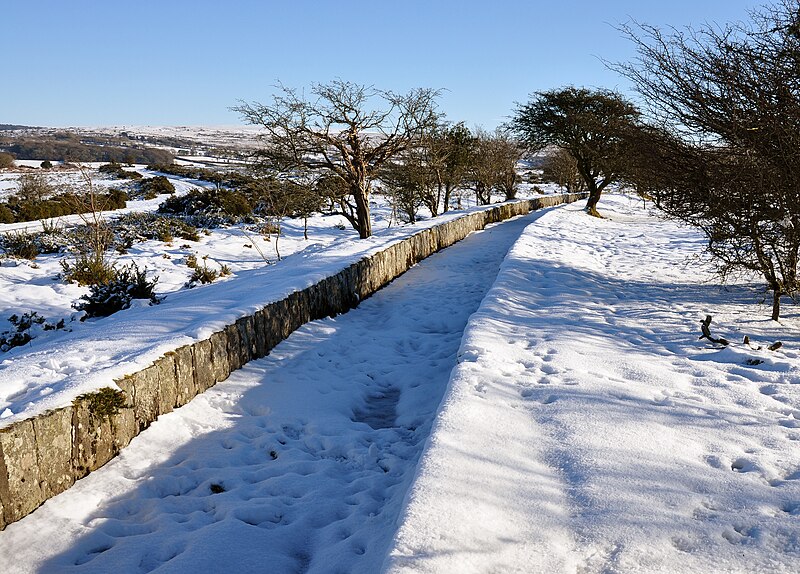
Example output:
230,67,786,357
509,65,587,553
384,194,800,573
0,184,534,426
0,206,536,573
1,193,798,572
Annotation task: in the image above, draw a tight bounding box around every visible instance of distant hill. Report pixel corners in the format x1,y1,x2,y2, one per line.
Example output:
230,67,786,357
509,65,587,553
0,133,174,164
0,124,37,131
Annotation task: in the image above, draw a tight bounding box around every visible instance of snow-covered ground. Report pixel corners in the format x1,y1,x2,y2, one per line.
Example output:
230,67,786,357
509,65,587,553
0,175,543,425
1,193,797,573
385,194,800,573
0,204,538,573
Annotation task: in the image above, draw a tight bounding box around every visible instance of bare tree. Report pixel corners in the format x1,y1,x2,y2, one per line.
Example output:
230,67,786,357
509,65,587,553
251,178,323,259
0,152,14,169
469,128,524,205
617,0,800,320
15,173,54,203
541,148,586,192
234,80,440,238
510,87,640,216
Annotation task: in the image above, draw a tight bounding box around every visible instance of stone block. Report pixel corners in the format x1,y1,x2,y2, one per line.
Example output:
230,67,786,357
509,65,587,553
71,398,111,475
262,303,283,351
111,407,137,452
129,364,161,431
193,339,214,391
154,355,178,414
32,407,74,499
71,388,136,476
0,420,43,524
253,308,268,358
173,346,198,406
210,331,231,383
236,316,256,365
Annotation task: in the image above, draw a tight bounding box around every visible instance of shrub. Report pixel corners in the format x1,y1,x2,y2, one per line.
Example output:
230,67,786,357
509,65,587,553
61,253,118,286
0,188,128,224
74,262,161,319
15,172,54,202
0,312,66,352
139,176,175,199
158,187,253,227
112,212,199,246
0,152,14,169
0,205,13,224
40,160,53,169
0,225,74,259
1,231,39,259
98,162,142,180
185,254,231,287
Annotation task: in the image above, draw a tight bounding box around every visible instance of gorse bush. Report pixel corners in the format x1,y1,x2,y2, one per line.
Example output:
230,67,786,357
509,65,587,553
0,311,67,352
0,204,14,223
158,187,253,227
1,226,73,259
61,252,118,286
0,189,128,223
112,212,199,247
2,231,40,259
98,162,143,180
74,262,162,319
138,176,175,199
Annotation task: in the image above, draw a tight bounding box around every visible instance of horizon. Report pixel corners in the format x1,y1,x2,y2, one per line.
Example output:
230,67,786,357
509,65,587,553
4,0,757,131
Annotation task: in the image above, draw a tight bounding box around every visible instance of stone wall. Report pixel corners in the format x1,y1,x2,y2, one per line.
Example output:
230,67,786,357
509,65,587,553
0,193,586,530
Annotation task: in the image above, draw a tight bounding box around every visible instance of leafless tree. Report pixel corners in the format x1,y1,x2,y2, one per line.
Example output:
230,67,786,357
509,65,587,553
15,173,54,203
617,0,800,320
0,152,14,169
510,87,640,216
541,148,586,192
419,120,474,214
469,128,524,205
234,80,440,238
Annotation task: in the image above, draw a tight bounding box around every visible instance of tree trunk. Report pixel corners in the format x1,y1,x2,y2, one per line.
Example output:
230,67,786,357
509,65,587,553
353,186,372,239
772,289,781,321
585,185,602,217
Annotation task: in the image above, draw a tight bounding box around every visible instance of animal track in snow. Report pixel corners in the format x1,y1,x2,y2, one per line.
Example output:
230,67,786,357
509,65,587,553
730,457,759,474
722,525,754,545
780,501,800,515
73,542,113,566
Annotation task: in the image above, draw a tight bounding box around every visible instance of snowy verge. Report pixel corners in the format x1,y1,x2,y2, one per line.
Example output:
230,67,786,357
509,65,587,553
383,194,800,573
0,198,572,428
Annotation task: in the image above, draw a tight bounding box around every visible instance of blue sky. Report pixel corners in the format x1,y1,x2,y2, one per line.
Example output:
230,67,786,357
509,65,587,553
3,0,756,129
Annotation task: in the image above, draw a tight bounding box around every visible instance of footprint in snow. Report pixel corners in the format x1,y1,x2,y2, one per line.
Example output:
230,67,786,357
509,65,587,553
781,501,800,515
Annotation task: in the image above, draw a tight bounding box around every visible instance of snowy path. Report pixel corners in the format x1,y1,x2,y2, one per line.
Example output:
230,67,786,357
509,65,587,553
0,210,542,573
385,195,800,573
